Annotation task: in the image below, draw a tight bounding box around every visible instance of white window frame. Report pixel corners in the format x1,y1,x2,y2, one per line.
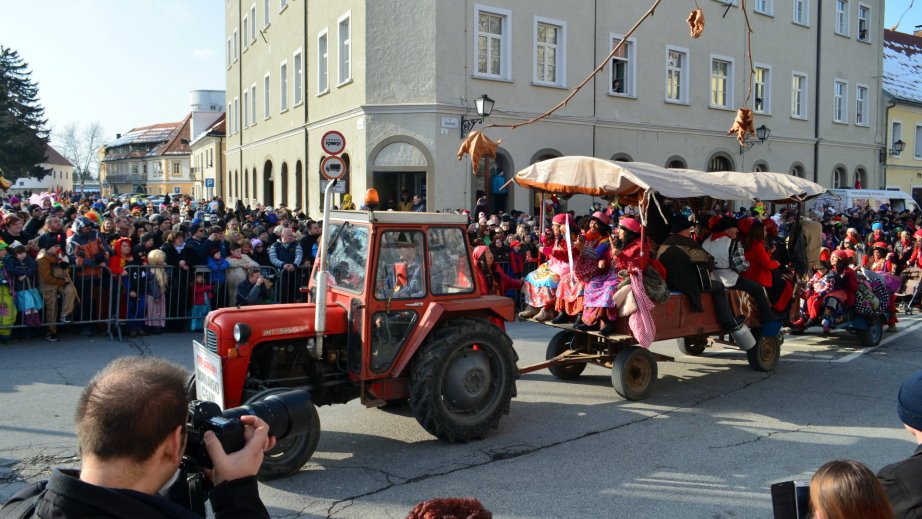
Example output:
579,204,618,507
293,49,303,106
609,33,637,97
243,15,249,50
243,90,249,128
279,60,288,112
791,71,808,119
893,121,903,158
250,84,257,127
227,103,232,133
709,54,735,110
532,16,566,87
915,124,922,160
754,0,773,16
793,0,809,26
233,97,239,133
855,83,869,127
263,0,270,27
318,29,329,95
833,79,848,124
473,4,512,80
753,63,772,114
337,12,352,86
857,3,871,42
250,4,257,43
835,0,849,36
264,72,271,119
279,0,287,13
226,38,232,67
233,29,238,62
664,45,689,105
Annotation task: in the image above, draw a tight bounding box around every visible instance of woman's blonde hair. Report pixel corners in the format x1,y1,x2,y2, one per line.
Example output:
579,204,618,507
809,459,892,519
146,249,170,291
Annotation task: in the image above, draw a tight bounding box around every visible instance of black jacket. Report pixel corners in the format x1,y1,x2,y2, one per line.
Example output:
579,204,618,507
657,234,713,312
1,468,269,519
879,443,922,519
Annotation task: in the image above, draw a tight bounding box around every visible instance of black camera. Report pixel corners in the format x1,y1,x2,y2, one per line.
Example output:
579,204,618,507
771,480,811,519
184,389,313,469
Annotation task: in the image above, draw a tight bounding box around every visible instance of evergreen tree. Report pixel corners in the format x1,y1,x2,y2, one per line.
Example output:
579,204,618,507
0,46,50,181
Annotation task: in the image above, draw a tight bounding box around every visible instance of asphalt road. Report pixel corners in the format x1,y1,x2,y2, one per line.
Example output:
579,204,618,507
2,316,922,518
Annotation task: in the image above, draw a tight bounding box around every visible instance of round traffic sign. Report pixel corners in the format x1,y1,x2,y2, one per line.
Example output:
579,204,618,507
321,130,346,155
320,156,347,180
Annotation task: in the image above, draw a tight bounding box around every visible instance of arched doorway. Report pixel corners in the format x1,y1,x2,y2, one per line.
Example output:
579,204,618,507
280,162,289,207
790,163,805,178
854,166,867,189
611,153,633,162
666,156,687,168
752,160,768,173
263,161,275,207
295,160,303,211
530,148,563,215
707,152,735,172
833,165,847,188
370,139,431,211
489,148,514,214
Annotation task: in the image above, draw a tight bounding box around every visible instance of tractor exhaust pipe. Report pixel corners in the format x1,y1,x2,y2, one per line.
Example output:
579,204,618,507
313,179,338,359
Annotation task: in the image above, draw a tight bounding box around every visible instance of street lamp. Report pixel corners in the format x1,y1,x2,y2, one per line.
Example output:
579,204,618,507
891,139,906,156
740,124,771,153
460,94,495,138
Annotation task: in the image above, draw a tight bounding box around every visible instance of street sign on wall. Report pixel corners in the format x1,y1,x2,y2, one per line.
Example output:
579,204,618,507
321,130,346,155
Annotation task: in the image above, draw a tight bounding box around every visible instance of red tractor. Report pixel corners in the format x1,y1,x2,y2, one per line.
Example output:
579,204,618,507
191,190,518,479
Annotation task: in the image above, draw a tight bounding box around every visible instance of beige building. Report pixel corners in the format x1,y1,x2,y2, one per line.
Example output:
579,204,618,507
190,113,227,200
225,0,884,217
102,116,194,196
41,144,74,193
882,29,922,204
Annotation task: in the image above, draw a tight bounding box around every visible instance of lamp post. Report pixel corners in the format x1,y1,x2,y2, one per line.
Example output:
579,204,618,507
460,94,495,138
739,124,771,172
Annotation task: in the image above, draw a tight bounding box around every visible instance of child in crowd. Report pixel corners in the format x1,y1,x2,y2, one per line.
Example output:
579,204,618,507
145,249,169,335
190,272,214,332
0,241,13,341
36,242,75,342
5,242,39,336
207,248,230,308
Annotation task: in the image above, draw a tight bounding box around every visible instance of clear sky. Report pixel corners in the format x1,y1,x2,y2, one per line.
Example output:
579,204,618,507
0,0,223,144
0,0,920,148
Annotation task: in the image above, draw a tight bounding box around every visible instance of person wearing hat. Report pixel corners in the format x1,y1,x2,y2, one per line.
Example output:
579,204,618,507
519,213,577,321
24,204,44,237
878,369,922,518
657,213,714,313
36,240,75,341
66,216,112,337
701,216,774,330
866,242,900,332
816,248,859,333
866,221,886,248
552,213,611,324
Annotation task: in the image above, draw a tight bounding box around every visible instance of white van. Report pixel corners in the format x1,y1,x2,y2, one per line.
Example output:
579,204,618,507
813,189,919,214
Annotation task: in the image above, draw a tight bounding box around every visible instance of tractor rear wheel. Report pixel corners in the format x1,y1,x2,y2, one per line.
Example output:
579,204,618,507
409,318,518,442
546,331,587,380
246,388,321,480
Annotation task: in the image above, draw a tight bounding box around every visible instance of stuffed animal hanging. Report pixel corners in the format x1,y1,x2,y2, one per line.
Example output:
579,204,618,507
727,108,756,146
687,8,705,39
457,131,502,175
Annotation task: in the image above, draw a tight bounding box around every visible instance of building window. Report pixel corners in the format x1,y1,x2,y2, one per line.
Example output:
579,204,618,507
754,0,772,15
534,18,565,86
855,167,866,188
792,72,808,119
835,0,849,36
710,56,733,109
610,36,635,96
227,103,232,133
791,164,805,178
250,4,257,42
855,84,869,126
475,6,510,79
250,84,256,126
279,0,287,12
833,79,847,123
234,97,240,133
243,16,249,49
833,166,846,188
793,0,809,25
131,163,138,175
172,162,181,176
233,29,238,61
858,4,870,42
263,0,270,27
915,125,922,159
338,13,352,84
243,90,249,127
892,122,902,157
665,47,688,103
753,65,770,114
264,73,271,119
279,61,288,111
318,30,329,93
293,50,303,105
227,38,232,66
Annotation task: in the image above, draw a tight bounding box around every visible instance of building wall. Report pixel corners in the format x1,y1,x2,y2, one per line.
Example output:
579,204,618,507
885,103,922,199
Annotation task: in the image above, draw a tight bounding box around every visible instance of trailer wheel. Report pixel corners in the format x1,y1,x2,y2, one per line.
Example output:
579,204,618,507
409,318,518,442
747,335,780,372
611,346,657,401
546,331,587,380
858,317,883,348
247,388,321,481
679,336,708,356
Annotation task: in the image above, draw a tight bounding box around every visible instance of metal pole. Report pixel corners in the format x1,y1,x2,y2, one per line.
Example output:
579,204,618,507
313,178,338,359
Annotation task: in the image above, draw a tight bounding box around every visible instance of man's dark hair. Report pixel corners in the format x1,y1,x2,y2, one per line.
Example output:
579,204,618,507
75,357,189,462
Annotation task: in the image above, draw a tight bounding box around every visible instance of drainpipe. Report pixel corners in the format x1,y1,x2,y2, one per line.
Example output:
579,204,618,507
884,98,898,187
812,2,823,184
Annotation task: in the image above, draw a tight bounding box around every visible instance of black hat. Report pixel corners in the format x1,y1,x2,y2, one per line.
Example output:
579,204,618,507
27,204,41,213
670,213,695,233
140,232,157,244
37,233,63,250
712,216,739,233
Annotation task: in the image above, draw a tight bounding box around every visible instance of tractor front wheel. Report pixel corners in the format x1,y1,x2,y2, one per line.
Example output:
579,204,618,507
409,318,518,442
246,388,321,481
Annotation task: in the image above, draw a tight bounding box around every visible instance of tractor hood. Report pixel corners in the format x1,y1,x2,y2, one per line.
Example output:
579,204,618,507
207,303,350,341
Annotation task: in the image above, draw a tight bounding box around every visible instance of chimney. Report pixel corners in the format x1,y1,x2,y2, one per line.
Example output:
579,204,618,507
116,133,121,139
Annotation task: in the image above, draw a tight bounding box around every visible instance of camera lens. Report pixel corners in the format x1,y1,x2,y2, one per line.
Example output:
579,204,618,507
221,390,313,440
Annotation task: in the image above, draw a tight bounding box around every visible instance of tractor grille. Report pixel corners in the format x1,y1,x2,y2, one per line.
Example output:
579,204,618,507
204,328,218,353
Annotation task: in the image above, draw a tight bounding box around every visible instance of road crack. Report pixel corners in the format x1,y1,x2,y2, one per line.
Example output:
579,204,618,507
708,424,813,450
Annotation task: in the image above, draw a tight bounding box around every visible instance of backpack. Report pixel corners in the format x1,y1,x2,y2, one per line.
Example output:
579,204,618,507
0,480,47,519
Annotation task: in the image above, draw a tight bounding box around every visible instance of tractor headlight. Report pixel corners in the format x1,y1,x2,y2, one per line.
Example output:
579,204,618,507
233,323,251,344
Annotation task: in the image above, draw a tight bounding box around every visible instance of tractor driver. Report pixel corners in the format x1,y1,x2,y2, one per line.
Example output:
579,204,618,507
376,233,425,299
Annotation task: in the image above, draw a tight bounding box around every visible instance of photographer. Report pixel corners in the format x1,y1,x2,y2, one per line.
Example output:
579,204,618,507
236,268,271,306
878,369,922,519
0,357,275,518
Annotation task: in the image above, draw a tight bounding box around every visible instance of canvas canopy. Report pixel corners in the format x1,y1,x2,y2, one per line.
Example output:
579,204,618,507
513,156,825,203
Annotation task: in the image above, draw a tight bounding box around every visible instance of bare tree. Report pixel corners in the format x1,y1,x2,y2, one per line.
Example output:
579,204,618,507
55,122,105,189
